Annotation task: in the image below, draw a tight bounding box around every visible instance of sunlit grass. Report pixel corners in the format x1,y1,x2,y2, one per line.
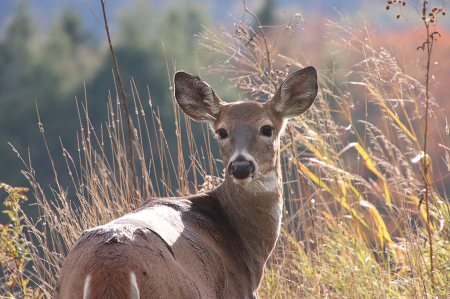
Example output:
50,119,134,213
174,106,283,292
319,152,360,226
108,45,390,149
1,1,450,298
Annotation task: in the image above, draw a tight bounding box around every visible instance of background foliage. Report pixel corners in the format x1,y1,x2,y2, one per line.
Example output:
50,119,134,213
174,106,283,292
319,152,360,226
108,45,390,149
1,0,450,297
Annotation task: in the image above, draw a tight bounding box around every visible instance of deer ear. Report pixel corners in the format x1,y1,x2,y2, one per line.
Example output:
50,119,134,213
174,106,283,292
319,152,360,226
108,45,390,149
174,71,224,123
268,66,318,119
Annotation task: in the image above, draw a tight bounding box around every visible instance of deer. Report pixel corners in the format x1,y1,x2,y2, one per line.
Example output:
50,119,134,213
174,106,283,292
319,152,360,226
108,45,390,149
54,66,318,299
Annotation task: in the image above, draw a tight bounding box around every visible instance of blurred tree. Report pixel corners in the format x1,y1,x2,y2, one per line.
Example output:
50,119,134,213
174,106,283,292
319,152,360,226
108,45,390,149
61,9,91,46
85,0,231,133
0,1,35,104
83,0,218,194
258,0,276,26
0,3,99,221
0,2,39,191
39,8,97,97
0,0,237,219
160,0,207,67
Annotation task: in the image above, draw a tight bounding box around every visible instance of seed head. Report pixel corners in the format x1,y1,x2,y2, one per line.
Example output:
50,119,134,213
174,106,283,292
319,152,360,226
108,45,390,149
396,14,401,19
386,5,390,10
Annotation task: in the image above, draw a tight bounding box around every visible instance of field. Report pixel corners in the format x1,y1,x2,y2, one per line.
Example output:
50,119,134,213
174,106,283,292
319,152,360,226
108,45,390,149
1,1,450,298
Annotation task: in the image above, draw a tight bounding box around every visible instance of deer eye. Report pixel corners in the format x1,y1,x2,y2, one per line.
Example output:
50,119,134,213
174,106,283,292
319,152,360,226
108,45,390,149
216,128,229,140
261,125,274,137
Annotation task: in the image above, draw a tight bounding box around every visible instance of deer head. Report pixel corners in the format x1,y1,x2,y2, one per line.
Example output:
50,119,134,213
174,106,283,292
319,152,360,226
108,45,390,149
175,67,318,191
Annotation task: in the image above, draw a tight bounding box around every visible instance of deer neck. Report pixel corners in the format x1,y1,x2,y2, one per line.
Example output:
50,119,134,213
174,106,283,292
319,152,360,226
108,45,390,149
214,164,283,270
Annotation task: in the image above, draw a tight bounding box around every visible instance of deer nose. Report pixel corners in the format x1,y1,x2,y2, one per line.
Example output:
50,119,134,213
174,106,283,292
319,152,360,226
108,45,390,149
228,156,255,179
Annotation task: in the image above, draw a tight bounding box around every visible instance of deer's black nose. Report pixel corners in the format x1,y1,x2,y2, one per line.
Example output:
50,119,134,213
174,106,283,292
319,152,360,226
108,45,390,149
228,156,255,179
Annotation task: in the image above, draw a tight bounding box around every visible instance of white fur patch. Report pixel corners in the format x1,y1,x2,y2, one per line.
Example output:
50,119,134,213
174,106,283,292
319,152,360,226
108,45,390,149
243,171,279,194
272,202,282,231
115,205,184,246
279,118,288,133
229,149,256,169
206,119,215,132
83,274,91,299
233,177,252,185
130,272,140,299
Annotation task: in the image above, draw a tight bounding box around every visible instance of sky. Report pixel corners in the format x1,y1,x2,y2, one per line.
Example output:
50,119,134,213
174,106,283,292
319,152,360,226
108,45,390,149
2,0,449,41
0,0,363,37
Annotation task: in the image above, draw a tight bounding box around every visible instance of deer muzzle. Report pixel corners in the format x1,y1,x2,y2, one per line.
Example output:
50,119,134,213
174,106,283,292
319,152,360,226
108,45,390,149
228,155,255,185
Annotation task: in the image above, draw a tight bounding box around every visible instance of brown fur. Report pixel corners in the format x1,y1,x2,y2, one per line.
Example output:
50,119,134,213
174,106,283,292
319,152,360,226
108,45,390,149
87,268,132,299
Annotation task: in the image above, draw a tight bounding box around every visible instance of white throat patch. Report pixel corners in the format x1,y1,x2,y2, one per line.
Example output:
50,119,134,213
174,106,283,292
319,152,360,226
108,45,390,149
242,171,279,194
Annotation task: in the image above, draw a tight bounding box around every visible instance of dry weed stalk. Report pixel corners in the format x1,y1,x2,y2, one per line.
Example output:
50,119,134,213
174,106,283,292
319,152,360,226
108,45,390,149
100,0,138,195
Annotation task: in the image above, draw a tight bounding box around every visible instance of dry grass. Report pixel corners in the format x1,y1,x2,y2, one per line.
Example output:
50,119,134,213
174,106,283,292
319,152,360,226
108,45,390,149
200,2,450,298
1,71,222,297
1,1,450,298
